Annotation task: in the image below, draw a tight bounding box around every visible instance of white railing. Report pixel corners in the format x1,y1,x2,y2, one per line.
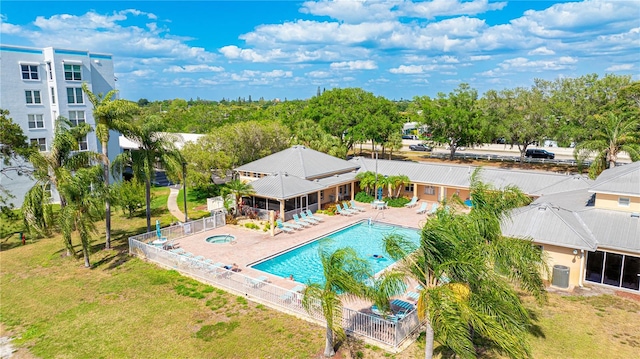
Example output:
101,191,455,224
129,213,226,244
128,236,421,349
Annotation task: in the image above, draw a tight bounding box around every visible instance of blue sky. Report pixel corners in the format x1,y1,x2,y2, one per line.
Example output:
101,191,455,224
1,1,638,101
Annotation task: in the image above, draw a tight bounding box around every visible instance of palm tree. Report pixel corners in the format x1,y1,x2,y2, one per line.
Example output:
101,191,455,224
301,247,372,357
386,174,410,198
221,179,255,217
22,117,97,255
383,172,547,359
58,165,104,268
112,119,183,232
355,171,376,197
83,82,139,249
574,112,640,179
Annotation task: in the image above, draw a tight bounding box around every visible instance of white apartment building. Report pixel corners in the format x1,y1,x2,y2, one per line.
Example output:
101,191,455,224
0,44,120,207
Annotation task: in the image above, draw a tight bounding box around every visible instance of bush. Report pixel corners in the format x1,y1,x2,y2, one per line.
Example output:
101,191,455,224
323,203,337,215
244,222,260,230
384,197,410,208
354,192,374,203
262,222,270,232
225,214,238,225
113,180,145,217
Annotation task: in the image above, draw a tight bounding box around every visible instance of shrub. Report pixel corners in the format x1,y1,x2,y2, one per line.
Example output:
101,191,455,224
354,192,374,203
244,222,260,230
263,222,270,232
225,214,238,225
113,180,145,218
323,203,337,215
384,197,410,207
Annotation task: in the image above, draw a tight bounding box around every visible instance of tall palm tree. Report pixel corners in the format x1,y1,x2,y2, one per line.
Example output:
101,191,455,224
22,117,97,255
301,247,372,358
574,112,640,179
58,165,104,268
221,179,255,217
386,174,410,198
383,172,547,359
112,120,183,232
83,82,139,249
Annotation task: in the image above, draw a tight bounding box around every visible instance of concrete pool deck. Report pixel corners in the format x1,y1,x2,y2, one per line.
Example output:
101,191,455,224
172,202,439,291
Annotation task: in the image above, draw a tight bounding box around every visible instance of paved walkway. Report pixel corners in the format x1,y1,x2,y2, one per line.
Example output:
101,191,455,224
167,185,187,222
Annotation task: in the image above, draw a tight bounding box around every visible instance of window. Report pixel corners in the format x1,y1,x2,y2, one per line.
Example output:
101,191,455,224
404,184,414,192
618,197,630,207
21,64,39,80
67,87,83,104
64,64,82,81
68,111,85,126
28,114,45,129
77,136,88,151
25,90,42,104
424,186,435,195
30,138,47,151
50,87,56,104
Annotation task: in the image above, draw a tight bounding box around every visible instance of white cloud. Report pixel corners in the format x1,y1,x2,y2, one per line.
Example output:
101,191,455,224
130,69,155,77
164,64,224,73
390,65,426,74
470,55,491,61
330,60,377,70
499,56,578,71
528,47,555,55
300,0,400,23
306,70,332,78
401,0,507,19
606,64,634,71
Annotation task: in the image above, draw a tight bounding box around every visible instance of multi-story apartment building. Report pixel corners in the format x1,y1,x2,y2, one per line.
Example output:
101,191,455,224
0,44,119,207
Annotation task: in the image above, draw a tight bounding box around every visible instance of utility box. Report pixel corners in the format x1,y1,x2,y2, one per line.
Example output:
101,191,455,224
552,265,570,289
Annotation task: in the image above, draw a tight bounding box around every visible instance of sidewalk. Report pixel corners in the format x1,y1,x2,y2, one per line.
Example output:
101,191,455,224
168,185,187,222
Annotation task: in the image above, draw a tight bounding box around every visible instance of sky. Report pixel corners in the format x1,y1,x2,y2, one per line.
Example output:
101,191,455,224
1,0,638,102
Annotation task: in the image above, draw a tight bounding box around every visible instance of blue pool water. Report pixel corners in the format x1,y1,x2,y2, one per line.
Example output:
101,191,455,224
252,221,420,285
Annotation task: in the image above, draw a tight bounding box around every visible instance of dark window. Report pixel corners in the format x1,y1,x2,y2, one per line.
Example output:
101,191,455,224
21,64,39,80
585,251,604,283
621,255,640,291
25,90,41,104
67,87,83,104
603,252,623,287
64,64,82,81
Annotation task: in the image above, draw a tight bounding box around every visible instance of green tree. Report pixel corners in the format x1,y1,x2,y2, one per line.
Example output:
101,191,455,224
417,83,485,160
112,180,145,218
383,172,546,359
301,247,372,357
58,165,104,268
221,179,255,217
355,171,376,196
484,87,550,162
112,119,183,232
0,109,33,212
83,82,139,250
386,174,410,198
22,118,96,255
574,112,640,178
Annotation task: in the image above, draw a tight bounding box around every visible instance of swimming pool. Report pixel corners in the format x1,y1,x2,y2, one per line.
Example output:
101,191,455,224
252,221,420,284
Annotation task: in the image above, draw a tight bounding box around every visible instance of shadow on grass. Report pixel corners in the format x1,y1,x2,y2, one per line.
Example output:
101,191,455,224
90,227,146,270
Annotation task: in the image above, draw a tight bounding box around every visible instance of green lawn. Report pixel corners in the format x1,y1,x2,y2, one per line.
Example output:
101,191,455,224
176,188,211,220
1,205,639,358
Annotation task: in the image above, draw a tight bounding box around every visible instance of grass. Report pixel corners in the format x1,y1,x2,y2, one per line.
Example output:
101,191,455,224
2,199,640,358
177,188,211,220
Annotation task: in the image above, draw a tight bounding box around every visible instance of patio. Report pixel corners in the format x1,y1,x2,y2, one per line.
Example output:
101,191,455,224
129,202,439,350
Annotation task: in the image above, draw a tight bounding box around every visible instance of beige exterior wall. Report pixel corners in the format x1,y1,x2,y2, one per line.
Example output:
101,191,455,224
538,243,584,290
595,193,640,212
416,184,439,202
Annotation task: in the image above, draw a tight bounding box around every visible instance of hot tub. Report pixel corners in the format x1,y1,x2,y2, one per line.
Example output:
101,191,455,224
205,234,235,244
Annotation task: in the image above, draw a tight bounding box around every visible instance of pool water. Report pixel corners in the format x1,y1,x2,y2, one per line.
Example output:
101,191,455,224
205,234,235,244
252,221,420,285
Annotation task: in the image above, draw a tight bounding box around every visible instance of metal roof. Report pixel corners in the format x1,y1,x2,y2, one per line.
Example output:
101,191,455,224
579,209,640,253
349,157,592,196
249,172,325,200
235,145,359,179
314,172,358,187
502,203,598,251
533,189,595,211
589,161,640,196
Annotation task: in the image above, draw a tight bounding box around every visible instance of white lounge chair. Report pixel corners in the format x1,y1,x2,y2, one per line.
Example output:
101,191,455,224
300,211,319,224
404,196,418,208
416,202,428,214
246,275,269,288
293,213,313,226
427,203,439,216
345,201,364,212
305,209,324,222
276,219,302,230
335,204,353,216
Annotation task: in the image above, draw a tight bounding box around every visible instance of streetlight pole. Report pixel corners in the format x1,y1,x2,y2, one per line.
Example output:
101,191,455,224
182,161,188,222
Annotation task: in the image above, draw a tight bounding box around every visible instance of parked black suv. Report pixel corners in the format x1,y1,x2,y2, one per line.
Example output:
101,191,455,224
525,148,555,159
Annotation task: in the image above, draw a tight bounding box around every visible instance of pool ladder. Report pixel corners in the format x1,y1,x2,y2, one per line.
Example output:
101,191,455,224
369,211,385,225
